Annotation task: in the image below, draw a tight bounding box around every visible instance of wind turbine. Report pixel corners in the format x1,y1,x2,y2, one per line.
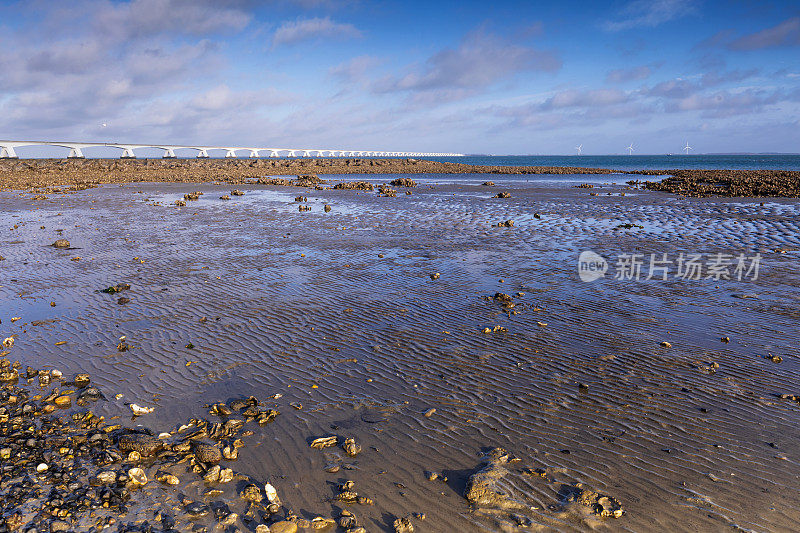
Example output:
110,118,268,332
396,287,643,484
683,141,692,155
626,143,634,155
575,144,582,156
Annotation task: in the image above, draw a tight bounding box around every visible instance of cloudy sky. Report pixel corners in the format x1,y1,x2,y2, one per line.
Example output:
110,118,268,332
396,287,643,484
0,0,798,155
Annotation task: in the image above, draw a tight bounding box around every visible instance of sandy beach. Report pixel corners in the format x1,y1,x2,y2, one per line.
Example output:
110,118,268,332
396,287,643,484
2,171,800,532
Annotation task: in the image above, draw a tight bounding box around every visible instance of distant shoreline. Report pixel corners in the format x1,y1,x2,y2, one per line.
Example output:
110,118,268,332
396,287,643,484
1,158,800,197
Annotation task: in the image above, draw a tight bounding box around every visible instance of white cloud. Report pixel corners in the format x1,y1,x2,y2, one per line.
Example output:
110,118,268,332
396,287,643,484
603,0,696,32
272,17,361,47
93,0,252,40
373,29,560,105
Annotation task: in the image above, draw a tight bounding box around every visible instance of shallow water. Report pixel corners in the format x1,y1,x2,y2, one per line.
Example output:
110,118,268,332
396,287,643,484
2,177,800,531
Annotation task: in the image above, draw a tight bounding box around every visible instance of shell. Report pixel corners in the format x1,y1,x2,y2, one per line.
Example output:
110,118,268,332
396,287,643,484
265,482,279,503
130,403,154,415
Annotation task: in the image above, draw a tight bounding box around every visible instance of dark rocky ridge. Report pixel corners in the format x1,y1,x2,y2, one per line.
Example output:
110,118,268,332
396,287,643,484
1,158,799,197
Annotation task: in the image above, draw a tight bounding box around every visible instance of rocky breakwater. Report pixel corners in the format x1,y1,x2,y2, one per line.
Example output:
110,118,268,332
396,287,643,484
0,158,618,191
634,168,800,197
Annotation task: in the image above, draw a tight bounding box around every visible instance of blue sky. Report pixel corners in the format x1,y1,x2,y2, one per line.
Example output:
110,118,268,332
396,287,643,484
0,0,798,154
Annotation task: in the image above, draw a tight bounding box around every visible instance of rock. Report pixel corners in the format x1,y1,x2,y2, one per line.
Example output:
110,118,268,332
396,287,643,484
240,483,263,503
333,181,373,191
50,520,71,532
73,373,90,387
264,482,280,503
220,195,231,200
231,189,244,196
219,468,234,483
269,521,297,533
52,239,70,248
424,408,436,418
117,297,130,305
389,177,417,187
156,472,180,485
94,470,117,484
130,403,154,416
53,395,71,408
118,433,164,457
127,467,147,486
101,283,130,294
203,464,221,483
660,341,672,348
393,517,414,532
430,272,440,280
310,517,335,529
482,181,495,186
185,501,210,518
194,442,222,464
494,220,514,227
324,204,331,212
464,448,526,510
493,192,511,198
310,435,338,449
338,510,357,529
342,437,362,457
175,199,186,206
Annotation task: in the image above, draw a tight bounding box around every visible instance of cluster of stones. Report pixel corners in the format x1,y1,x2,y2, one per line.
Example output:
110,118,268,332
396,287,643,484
0,358,351,532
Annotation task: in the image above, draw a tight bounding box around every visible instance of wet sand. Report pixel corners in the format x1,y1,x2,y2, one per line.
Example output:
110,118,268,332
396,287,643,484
2,176,800,532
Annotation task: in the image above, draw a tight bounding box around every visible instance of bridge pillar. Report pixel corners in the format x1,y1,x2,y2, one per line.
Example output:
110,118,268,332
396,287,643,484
68,147,85,159
249,150,260,158
120,147,136,159
288,150,296,157
0,145,18,159
162,148,177,158
302,151,311,157
225,149,237,158
196,149,210,159
269,150,279,157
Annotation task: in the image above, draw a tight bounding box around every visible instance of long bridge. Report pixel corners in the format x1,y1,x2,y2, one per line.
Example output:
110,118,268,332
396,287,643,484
0,140,462,159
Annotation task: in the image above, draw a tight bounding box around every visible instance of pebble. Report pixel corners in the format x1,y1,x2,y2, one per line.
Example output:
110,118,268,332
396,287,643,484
130,403,154,415
660,341,672,348
424,408,436,418
53,395,71,408
343,437,362,457
269,521,297,533
157,473,180,485
127,467,147,486
240,484,263,503
310,436,338,449
265,482,280,503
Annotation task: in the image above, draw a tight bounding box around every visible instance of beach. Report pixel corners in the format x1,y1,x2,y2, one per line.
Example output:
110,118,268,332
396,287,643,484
2,170,800,532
